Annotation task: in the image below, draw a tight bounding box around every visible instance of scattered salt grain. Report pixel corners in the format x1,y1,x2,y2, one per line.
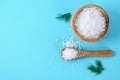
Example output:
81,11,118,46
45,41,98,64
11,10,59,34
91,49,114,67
62,48,78,60
75,7,106,39
55,39,59,42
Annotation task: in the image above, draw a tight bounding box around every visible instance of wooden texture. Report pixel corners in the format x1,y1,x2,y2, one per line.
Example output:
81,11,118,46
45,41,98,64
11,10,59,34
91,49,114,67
78,50,113,57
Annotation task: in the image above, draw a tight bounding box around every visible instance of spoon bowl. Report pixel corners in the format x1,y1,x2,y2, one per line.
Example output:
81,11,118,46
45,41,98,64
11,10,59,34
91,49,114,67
61,48,79,60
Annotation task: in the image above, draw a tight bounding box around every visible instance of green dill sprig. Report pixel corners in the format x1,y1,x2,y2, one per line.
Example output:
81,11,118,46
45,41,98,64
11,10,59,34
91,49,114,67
56,12,72,22
88,60,104,75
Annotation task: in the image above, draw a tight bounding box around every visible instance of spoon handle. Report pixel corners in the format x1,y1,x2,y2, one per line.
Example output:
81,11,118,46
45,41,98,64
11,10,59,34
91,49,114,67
79,50,113,57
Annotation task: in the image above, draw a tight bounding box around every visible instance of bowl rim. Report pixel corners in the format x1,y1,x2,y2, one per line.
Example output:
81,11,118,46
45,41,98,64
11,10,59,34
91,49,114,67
71,4,110,42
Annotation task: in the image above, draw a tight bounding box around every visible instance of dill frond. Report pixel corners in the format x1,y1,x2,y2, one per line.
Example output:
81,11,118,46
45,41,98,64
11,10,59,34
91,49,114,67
88,60,104,75
56,12,72,22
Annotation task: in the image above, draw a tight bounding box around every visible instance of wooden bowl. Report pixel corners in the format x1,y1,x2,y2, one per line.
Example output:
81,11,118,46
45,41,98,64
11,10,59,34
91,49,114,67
71,4,109,42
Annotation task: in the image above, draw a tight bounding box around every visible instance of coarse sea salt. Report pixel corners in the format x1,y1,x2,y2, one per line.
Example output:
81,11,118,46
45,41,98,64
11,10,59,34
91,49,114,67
75,7,106,39
62,48,78,60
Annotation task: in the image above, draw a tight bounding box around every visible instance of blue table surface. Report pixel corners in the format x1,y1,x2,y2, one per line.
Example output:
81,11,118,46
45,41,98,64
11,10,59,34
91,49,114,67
0,0,120,80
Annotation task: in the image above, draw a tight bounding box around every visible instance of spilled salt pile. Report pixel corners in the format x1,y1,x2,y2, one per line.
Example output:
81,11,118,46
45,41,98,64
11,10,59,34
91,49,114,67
62,48,78,60
75,7,106,39
62,37,82,49
63,39,78,49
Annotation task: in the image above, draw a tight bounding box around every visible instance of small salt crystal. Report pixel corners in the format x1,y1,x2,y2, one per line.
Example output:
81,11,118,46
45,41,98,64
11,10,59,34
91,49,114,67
62,48,78,60
75,7,106,39
62,41,66,47
55,39,59,42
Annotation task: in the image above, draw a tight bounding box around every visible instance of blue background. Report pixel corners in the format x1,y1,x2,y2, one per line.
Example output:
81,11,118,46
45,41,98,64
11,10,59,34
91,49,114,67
0,0,119,80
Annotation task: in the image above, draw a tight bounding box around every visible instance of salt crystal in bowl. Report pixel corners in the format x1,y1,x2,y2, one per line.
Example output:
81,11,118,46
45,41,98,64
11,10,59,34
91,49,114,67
71,4,109,42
